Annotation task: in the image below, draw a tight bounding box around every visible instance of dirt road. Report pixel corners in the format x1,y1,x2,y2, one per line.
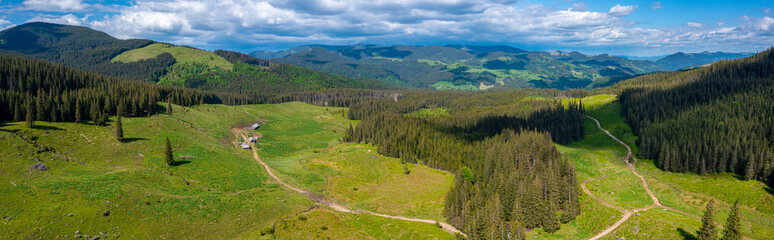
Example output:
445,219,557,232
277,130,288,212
238,134,466,236
584,115,662,240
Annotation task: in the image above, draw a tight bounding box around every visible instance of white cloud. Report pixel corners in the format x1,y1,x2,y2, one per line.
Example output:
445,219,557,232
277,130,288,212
571,2,587,12
14,0,772,54
27,14,90,26
651,1,663,10
687,22,703,28
0,19,14,31
750,16,774,31
764,7,771,15
23,0,87,12
609,4,638,16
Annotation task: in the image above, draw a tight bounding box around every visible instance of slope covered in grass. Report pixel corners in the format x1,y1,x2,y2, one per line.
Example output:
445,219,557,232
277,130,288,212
0,103,310,239
0,23,392,93
0,101,455,239
112,43,233,70
230,102,454,221
527,94,773,239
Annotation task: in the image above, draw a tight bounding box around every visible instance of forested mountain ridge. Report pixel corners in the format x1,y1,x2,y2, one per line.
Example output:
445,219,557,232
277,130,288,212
254,44,660,90
0,22,393,94
0,52,403,124
0,22,165,81
654,51,754,71
0,53,218,124
613,47,774,186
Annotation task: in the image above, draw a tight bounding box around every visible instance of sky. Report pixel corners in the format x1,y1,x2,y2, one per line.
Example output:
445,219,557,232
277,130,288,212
0,0,772,56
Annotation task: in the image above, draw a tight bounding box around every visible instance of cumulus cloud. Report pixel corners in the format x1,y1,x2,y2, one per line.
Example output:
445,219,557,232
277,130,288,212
571,2,587,12
651,1,663,10
23,0,87,12
27,14,90,26
0,19,14,30
11,0,773,54
609,4,638,16
687,22,703,28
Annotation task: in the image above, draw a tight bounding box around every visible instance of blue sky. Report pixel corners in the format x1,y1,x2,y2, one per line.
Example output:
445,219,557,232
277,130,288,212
0,0,772,55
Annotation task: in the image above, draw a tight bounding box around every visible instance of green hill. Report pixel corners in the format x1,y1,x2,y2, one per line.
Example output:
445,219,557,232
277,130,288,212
654,51,754,71
256,44,662,90
0,22,393,94
612,48,774,186
112,43,233,70
0,22,169,82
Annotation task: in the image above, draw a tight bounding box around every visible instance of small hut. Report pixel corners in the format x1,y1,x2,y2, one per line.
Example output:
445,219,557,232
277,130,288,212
248,136,259,143
250,123,261,130
240,142,251,149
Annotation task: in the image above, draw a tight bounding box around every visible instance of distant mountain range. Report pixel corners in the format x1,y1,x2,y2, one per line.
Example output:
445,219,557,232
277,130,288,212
651,51,754,71
0,22,391,93
0,22,755,92
253,45,754,90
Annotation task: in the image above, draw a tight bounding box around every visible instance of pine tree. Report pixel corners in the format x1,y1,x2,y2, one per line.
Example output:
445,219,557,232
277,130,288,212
117,100,125,117
164,137,175,166
25,95,34,128
166,98,172,114
543,204,560,233
346,123,354,142
35,91,45,121
721,200,742,240
75,100,81,124
698,199,717,240
115,115,124,142
744,160,755,180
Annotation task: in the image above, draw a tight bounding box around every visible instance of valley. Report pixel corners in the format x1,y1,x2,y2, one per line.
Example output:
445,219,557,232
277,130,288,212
0,16,772,240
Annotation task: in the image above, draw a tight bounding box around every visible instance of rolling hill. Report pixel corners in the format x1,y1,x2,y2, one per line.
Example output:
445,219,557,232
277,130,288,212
254,45,756,90
612,48,774,186
253,44,661,90
0,22,392,94
654,51,754,71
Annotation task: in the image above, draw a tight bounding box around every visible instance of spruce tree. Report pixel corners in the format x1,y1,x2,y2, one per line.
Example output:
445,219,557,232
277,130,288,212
346,123,354,142
543,204,560,233
115,115,124,142
721,200,742,240
36,91,45,121
25,95,34,128
744,160,755,180
117,100,125,117
698,199,717,240
75,100,81,124
166,98,172,114
164,137,175,166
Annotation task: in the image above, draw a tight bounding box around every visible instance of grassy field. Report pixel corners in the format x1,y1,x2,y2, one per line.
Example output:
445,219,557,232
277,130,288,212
0,103,311,239
112,43,233,71
547,94,774,239
273,207,453,240
405,107,449,119
0,102,454,239
233,102,454,221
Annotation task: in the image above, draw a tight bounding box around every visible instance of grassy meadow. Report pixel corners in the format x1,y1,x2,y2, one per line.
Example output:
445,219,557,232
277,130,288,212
0,102,453,239
112,43,233,71
529,94,774,239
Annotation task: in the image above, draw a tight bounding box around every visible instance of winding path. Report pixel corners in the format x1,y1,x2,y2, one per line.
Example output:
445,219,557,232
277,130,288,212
584,115,752,240
238,134,466,237
584,115,664,240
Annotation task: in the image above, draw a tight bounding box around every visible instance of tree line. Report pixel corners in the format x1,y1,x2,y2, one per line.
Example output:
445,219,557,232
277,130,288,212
342,91,586,238
617,48,774,185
